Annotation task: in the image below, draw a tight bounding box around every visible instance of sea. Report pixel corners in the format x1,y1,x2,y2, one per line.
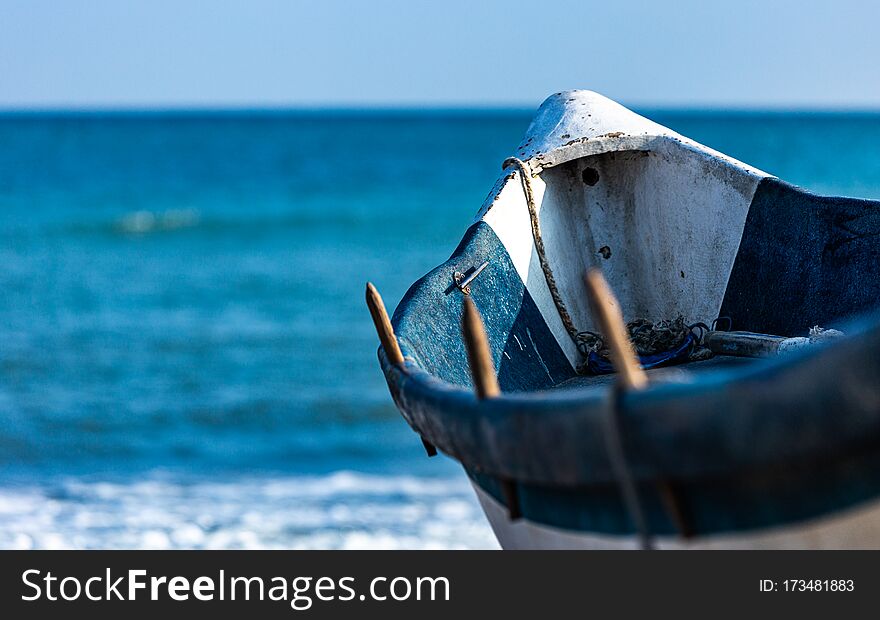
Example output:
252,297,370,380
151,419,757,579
2,109,880,549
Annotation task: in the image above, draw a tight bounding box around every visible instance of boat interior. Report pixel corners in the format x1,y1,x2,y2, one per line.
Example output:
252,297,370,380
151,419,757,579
392,127,880,397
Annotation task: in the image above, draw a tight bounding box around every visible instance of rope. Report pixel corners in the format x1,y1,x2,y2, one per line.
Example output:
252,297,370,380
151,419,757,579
501,158,713,370
578,317,709,359
502,157,580,343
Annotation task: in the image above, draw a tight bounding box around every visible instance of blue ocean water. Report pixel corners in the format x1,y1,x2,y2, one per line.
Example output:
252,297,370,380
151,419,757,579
2,110,880,548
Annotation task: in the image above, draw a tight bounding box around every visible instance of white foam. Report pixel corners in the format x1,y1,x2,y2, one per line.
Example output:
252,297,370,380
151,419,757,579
0,471,498,550
116,209,201,234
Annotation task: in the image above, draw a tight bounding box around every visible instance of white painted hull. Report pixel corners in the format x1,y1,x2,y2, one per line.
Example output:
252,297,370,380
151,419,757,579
473,483,880,550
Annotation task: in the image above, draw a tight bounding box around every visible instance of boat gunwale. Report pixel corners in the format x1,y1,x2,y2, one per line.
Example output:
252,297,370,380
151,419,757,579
512,90,769,179
379,312,880,487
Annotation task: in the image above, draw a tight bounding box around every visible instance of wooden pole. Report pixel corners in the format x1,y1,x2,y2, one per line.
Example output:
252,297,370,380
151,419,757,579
583,269,648,390
461,297,500,399
462,297,516,517
584,271,694,542
585,269,657,546
365,282,404,365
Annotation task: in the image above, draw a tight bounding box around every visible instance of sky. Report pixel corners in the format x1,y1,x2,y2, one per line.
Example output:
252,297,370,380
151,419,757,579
1,0,879,109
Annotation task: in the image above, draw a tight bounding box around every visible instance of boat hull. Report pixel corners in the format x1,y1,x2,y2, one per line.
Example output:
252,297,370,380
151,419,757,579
377,90,880,549
473,483,880,550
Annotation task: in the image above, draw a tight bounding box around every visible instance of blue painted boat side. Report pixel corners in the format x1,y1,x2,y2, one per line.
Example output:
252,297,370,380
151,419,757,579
721,177,880,335
468,437,880,536
392,221,575,392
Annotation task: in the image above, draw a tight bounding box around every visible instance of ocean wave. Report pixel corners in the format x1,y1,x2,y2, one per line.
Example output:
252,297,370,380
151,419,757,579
107,208,431,236
115,208,201,234
0,471,498,550
0,206,451,241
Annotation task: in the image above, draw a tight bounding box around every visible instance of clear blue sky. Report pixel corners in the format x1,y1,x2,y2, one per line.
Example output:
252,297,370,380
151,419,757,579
1,0,878,109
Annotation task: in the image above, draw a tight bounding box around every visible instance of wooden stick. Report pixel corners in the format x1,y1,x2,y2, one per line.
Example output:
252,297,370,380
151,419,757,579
583,269,648,390
462,298,500,399
365,282,404,365
584,271,694,543
463,299,513,517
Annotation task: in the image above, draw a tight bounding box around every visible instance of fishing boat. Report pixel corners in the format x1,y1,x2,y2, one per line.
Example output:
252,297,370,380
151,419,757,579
367,90,880,549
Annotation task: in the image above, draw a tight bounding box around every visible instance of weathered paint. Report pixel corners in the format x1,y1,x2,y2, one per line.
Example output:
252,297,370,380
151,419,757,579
478,91,767,364
511,90,767,178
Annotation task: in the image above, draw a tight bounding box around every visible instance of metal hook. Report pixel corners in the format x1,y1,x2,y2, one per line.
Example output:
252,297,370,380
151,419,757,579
452,260,489,295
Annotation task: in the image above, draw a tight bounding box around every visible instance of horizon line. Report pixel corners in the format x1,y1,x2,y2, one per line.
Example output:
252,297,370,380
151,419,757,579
3,100,880,115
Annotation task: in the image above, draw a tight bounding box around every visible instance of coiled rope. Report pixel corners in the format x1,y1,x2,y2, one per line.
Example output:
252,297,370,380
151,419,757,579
502,157,580,343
